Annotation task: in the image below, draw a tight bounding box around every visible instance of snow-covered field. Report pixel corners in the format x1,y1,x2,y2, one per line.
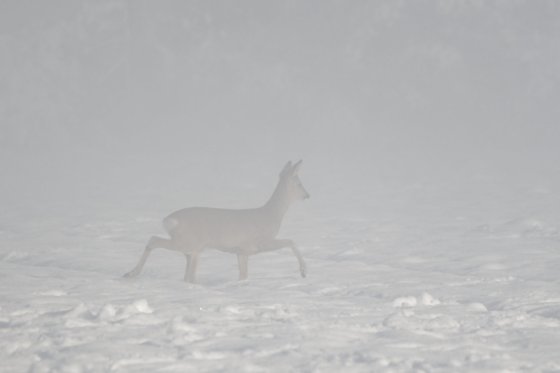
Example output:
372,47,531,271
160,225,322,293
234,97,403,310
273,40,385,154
1,157,559,372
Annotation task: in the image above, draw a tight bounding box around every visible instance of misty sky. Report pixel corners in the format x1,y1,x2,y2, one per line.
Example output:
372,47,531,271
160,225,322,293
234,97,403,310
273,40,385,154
1,1,560,210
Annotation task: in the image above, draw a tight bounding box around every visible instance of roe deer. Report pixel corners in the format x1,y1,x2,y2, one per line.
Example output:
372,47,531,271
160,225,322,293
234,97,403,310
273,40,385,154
124,160,309,283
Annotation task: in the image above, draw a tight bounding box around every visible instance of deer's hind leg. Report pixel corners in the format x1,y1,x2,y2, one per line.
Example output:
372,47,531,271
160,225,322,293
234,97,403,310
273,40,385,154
179,239,204,284
124,236,174,278
237,253,249,281
185,252,200,284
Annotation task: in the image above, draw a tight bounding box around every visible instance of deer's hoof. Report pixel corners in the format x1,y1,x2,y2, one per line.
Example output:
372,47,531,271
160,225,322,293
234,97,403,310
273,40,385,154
123,271,138,278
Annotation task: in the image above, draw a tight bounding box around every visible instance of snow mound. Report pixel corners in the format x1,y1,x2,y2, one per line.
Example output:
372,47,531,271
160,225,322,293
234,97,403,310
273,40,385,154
392,296,418,308
393,293,440,308
467,302,488,313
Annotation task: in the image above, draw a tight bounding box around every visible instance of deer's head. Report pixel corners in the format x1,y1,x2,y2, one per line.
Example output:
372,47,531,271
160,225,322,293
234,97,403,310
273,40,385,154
279,160,310,202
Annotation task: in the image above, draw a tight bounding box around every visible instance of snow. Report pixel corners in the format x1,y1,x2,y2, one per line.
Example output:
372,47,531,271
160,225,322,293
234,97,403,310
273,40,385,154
1,173,560,372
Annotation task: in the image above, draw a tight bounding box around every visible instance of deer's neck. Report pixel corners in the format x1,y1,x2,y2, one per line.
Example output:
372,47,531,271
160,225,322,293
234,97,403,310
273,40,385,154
263,178,291,221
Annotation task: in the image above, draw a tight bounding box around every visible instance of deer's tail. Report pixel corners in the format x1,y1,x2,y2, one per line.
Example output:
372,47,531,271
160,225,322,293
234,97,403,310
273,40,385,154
163,216,179,235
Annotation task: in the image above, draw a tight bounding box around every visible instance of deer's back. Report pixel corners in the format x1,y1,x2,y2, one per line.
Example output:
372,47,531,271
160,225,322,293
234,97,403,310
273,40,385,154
163,207,279,249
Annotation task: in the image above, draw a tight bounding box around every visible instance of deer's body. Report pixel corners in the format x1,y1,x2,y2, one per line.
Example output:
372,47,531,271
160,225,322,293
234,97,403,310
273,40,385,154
156,207,275,255
124,161,309,283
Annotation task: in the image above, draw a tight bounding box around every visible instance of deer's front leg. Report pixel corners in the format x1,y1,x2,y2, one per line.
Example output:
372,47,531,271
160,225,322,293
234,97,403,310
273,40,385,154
259,239,307,278
237,253,249,280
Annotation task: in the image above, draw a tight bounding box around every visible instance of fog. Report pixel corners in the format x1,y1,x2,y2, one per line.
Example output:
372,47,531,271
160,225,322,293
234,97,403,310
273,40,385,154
2,1,559,211
2,2,560,371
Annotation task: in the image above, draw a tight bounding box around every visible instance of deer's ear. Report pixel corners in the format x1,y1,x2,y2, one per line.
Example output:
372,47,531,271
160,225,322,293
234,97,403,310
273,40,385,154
280,161,293,178
292,160,303,175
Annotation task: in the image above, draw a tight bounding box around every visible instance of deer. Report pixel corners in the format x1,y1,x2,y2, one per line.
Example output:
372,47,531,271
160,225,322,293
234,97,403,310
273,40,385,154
124,160,310,283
